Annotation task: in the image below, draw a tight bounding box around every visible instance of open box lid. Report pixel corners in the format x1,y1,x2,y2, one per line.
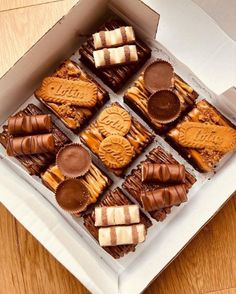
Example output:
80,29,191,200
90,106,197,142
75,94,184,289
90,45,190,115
0,0,160,125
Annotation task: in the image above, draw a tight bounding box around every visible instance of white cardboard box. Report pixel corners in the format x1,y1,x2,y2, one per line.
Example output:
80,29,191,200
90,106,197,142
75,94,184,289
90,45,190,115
0,1,235,293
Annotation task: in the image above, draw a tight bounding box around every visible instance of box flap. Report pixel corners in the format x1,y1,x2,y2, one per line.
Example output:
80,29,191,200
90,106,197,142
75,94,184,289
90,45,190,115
109,0,160,39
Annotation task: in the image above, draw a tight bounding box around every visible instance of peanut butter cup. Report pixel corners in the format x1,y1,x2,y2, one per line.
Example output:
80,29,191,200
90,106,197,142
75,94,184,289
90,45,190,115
143,60,174,93
56,143,91,178
55,179,91,214
147,90,181,124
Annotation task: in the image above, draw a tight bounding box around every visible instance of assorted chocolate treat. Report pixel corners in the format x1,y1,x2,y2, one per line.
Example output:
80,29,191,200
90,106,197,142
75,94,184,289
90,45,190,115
124,59,199,133
41,160,112,202
166,99,236,172
80,103,154,177
51,144,112,215
96,204,146,247
0,104,71,175
83,188,152,259
35,60,109,133
79,20,152,92
2,16,236,259
123,146,196,221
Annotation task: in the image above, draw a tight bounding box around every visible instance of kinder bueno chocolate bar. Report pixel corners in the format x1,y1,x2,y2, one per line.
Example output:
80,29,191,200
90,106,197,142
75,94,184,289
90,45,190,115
93,45,138,68
93,26,135,49
98,224,146,246
95,205,140,227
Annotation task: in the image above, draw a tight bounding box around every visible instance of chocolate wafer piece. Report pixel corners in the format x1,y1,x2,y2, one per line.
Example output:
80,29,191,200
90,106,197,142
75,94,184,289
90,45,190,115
93,45,138,68
8,114,52,136
141,185,187,211
79,20,151,92
0,104,70,175
95,205,140,226
83,188,151,259
122,147,196,221
141,163,185,184
99,224,146,247
7,134,55,156
93,26,135,49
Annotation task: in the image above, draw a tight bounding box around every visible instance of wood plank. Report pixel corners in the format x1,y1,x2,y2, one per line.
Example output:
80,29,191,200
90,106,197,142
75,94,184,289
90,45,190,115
0,0,78,77
144,196,236,294
0,0,63,12
0,203,89,294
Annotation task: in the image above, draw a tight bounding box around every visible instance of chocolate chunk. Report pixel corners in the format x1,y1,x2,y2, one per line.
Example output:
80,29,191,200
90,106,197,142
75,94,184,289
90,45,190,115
8,114,52,136
147,90,181,124
56,179,91,214
141,184,187,211
143,60,174,93
141,163,185,184
56,144,91,178
7,134,55,156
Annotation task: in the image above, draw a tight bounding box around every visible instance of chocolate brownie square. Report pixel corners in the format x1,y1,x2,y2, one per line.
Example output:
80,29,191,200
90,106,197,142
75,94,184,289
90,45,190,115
80,103,154,177
122,146,196,221
124,68,198,134
41,161,112,210
166,99,236,172
35,60,109,134
83,187,152,259
0,104,71,176
79,20,152,92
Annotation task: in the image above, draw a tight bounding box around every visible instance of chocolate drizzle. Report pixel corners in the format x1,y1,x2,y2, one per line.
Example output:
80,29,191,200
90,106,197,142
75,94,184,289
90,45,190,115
83,188,151,259
123,147,196,221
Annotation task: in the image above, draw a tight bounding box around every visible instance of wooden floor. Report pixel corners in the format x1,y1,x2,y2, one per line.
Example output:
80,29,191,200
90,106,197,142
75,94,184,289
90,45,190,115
0,1,235,293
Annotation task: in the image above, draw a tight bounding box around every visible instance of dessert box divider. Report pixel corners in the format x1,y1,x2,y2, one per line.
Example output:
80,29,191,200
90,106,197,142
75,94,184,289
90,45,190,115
0,0,236,293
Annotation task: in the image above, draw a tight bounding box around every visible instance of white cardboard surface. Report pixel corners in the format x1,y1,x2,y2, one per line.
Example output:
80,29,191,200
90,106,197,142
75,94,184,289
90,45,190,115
0,1,236,294
147,0,236,95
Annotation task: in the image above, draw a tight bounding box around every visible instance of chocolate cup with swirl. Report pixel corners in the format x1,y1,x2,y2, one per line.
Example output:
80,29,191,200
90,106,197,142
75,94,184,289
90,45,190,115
147,90,181,124
55,179,91,214
56,143,91,178
143,60,174,93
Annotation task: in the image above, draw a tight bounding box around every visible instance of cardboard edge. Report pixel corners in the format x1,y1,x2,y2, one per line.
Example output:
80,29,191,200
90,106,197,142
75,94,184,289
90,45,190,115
0,158,119,294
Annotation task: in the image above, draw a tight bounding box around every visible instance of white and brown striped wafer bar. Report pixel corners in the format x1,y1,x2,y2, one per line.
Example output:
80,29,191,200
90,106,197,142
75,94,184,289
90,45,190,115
93,26,135,49
93,45,138,68
95,205,140,227
98,224,146,247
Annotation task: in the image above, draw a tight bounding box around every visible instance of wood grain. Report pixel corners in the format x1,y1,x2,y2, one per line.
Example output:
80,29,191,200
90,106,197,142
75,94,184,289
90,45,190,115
0,1,236,294
0,0,63,12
